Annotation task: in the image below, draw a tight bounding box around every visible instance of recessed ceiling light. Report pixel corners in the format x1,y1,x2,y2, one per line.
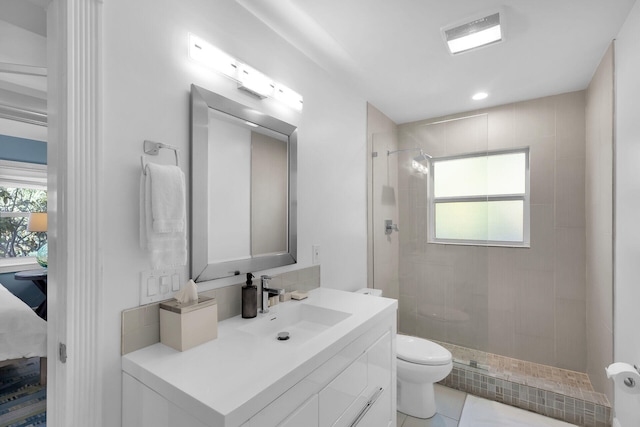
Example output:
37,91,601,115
472,92,489,101
443,12,503,55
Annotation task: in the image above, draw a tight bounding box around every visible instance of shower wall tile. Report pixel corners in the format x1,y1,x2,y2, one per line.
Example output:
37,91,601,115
555,91,586,141
416,312,448,343
514,96,557,140
556,154,586,228
514,333,556,367
515,204,556,272
556,298,587,371
529,136,556,205
444,113,488,155
398,293,418,336
486,104,515,150
555,227,587,302
516,270,555,338
557,134,586,162
488,309,515,356
397,90,588,373
422,242,452,265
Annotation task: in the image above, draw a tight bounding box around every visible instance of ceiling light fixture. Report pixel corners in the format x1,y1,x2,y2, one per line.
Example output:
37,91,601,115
443,11,503,55
188,33,303,110
472,92,488,100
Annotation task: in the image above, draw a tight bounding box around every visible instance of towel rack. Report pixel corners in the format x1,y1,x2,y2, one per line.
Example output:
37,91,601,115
140,140,180,175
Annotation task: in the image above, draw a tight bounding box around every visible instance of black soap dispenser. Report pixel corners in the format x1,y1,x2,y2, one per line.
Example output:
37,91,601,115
242,273,257,318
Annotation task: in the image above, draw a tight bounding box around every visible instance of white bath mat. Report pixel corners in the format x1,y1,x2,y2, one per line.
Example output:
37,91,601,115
459,395,577,427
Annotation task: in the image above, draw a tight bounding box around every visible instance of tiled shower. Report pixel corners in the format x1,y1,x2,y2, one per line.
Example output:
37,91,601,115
396,93,587,372
369,51,615,424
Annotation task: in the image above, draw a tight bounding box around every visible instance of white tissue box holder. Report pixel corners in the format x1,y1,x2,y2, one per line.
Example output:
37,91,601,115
159,296,218,351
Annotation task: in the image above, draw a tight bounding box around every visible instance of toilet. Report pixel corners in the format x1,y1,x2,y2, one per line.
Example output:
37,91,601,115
396,334,452,418
355,288,453,419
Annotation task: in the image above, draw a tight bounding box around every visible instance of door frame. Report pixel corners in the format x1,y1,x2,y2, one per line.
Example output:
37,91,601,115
47,0,103,425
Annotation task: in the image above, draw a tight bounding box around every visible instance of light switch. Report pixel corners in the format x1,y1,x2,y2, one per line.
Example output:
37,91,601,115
171,274,180,291
160,276,170,294
147,277,158,296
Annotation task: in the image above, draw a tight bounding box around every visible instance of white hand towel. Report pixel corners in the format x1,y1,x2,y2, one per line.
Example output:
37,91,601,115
147,163,186,233
140,165,187,269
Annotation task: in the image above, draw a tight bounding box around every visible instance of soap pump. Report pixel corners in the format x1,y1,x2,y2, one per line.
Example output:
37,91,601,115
242,273,257,318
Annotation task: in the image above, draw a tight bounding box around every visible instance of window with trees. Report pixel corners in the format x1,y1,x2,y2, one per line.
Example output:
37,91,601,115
0,160,47,270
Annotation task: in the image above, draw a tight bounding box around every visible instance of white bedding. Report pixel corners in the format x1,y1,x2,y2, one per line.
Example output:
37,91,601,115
0,282,47,360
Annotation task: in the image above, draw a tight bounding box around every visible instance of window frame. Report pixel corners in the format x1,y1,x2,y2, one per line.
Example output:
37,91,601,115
0,159,47,273
428,147,530,247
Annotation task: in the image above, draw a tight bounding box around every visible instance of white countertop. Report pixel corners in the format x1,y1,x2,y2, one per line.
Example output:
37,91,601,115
122,288,397,427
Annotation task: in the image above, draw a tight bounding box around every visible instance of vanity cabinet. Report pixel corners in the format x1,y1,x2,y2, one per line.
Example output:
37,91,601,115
122,288,397,427
243,328,393,427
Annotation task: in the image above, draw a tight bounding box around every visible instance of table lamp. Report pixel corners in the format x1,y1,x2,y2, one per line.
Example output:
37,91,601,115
27,212,48,268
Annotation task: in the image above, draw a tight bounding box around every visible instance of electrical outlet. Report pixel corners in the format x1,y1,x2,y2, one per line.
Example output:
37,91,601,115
312,245,320,265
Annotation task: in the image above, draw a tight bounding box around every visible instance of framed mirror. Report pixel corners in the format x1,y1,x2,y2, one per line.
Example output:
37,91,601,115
190,84,297,282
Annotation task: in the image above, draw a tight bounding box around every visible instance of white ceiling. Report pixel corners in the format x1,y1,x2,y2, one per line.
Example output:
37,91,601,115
237,0,637,124
0,0,48,125
1,1,636,125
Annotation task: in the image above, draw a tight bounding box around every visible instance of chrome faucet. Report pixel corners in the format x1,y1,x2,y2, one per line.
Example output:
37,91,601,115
260,275,284,314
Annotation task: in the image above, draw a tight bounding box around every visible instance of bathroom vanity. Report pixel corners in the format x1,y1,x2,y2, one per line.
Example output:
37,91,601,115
122,288,397,427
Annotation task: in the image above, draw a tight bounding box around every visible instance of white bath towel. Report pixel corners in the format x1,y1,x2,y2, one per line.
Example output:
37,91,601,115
140,164,187,269
147,163,186,233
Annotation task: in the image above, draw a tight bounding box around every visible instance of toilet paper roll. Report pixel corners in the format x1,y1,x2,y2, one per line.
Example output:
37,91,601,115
605,362,640,395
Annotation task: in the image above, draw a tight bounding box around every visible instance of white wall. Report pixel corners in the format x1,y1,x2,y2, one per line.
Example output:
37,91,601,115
614,0,640,425
102,0,368,425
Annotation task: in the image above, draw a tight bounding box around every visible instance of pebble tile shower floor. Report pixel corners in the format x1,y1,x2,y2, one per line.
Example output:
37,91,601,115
436,341,611,427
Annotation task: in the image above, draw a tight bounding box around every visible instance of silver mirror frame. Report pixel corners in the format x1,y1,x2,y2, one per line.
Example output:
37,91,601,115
190,84,298,282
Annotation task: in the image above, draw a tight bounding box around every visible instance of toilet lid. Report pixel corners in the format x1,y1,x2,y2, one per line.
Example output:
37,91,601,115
397,335,452,366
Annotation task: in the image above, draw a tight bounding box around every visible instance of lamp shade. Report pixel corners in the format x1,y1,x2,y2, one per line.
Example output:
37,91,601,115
27,212,47,232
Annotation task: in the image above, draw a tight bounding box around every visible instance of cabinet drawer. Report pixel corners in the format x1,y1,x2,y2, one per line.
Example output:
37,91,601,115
278,395,319,427
319,353,368,427
249,377,317,427
320,330,393,427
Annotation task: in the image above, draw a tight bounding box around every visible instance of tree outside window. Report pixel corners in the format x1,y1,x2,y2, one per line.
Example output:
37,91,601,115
0,186,47,259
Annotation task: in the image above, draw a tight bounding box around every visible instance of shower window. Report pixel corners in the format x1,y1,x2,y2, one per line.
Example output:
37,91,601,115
428,148,530,247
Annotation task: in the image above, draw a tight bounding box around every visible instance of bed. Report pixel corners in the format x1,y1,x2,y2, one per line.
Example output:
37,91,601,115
0,282,47,384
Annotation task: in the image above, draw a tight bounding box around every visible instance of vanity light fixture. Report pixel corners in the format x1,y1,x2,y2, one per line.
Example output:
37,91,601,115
188,33,303,110
188,34,238,80
237,63,275,98
443,11,503,55
274,83,304,111
472,92,489,100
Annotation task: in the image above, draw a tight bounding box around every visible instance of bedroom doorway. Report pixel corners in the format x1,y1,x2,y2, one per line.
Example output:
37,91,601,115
0,1,50,425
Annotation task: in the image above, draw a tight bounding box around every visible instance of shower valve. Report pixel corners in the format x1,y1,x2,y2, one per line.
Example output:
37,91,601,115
384,220,399,235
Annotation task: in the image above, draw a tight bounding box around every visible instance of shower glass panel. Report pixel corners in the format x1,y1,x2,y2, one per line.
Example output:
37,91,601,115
370,131,400,301
389,113,490,359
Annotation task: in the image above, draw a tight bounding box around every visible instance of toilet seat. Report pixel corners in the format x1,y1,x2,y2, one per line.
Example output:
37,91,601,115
397,335,452,366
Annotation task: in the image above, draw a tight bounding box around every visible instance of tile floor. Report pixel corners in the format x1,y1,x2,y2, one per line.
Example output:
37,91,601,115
397,384,579,427
397,385,466,427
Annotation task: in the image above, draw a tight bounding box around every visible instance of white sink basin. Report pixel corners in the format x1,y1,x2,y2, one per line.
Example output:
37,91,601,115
239,302,351,343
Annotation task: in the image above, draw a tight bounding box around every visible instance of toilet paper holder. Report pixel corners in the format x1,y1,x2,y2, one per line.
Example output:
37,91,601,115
624,365,640,387
606,362,640,392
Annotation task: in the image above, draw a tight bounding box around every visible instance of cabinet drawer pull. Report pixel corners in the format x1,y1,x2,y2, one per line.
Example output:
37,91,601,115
349,387,384,427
